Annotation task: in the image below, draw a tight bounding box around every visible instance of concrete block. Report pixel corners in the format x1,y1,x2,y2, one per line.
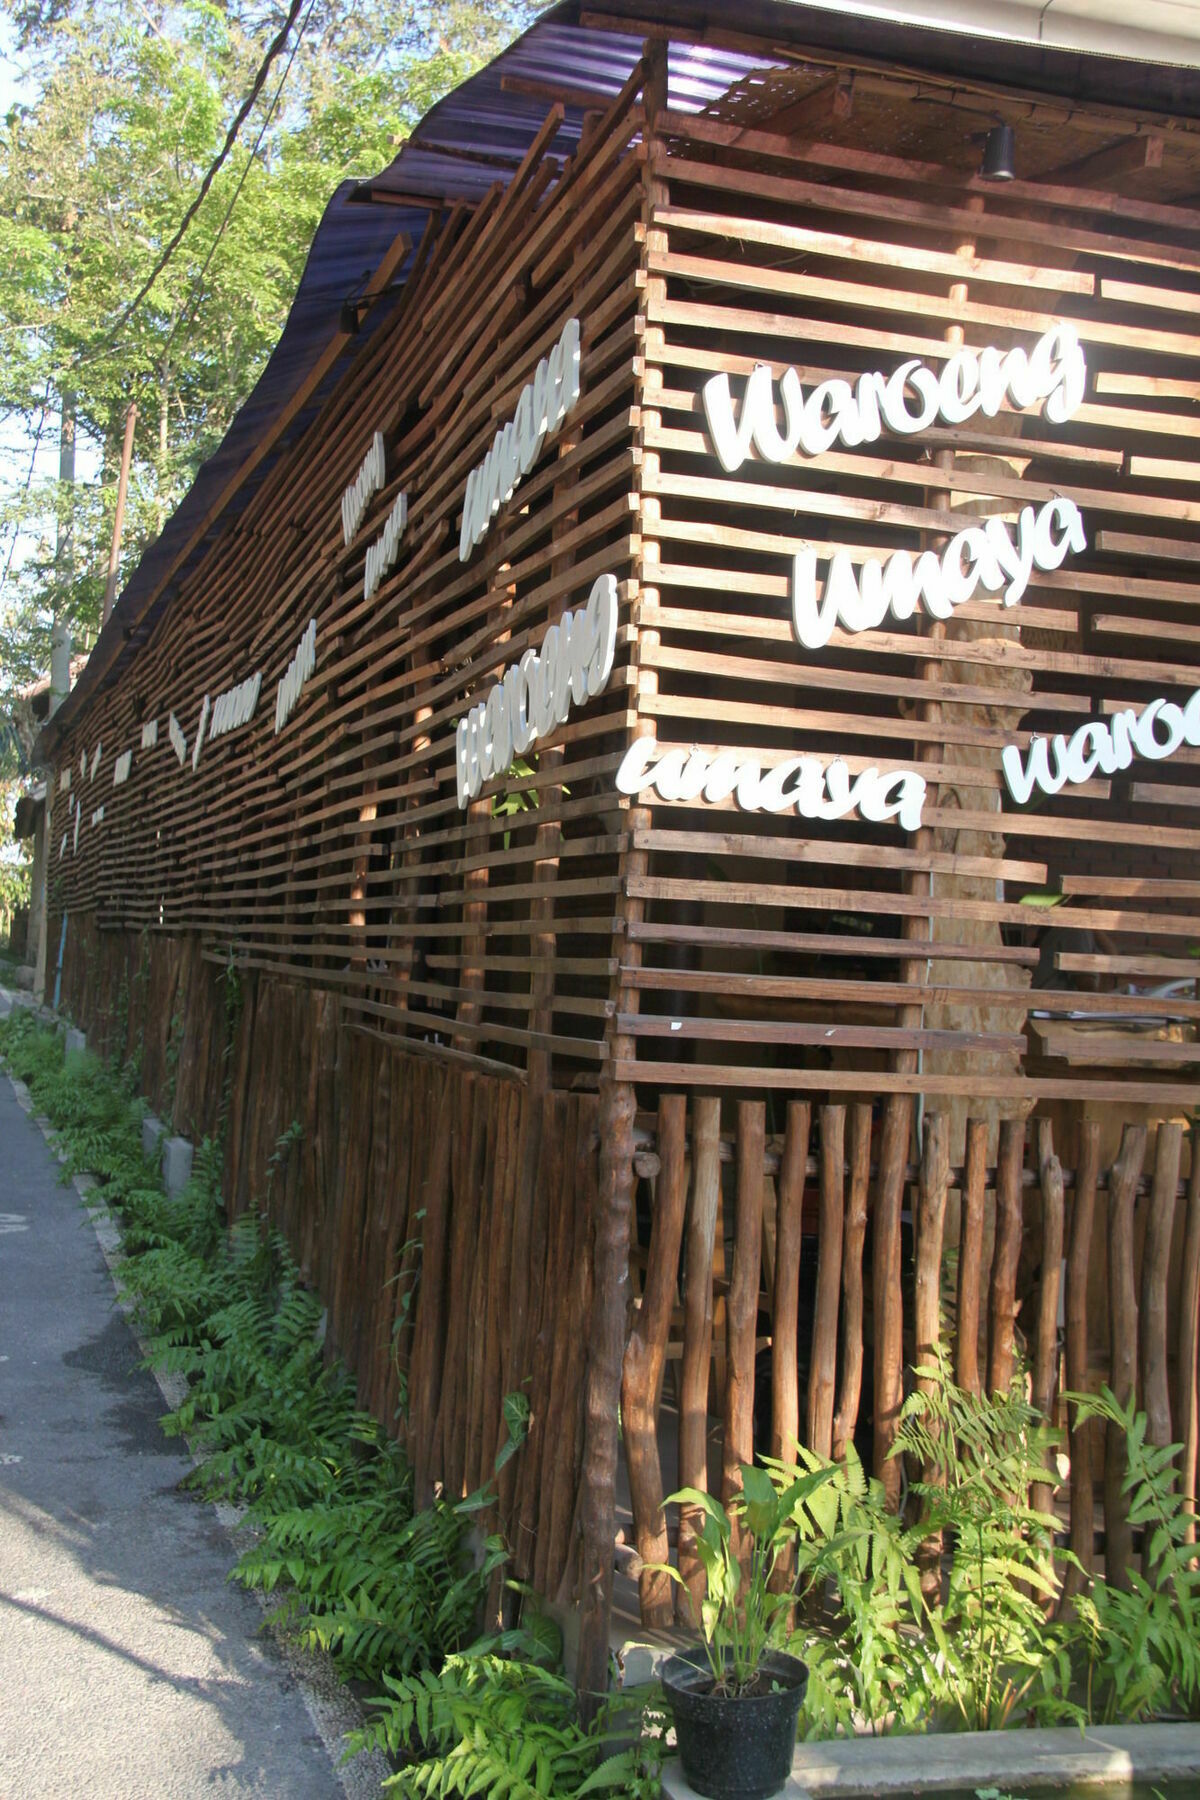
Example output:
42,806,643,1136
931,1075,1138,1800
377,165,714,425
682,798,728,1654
141,1115,166,1160
64,1028,86,1056
162,1135,193,1198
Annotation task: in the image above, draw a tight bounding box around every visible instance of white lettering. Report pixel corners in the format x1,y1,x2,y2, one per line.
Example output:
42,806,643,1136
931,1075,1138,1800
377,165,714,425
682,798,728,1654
168,713,187,766
275,619,317,734
456,574,617,806
341,430,386,547
112,751,132,786
459,317,582,560
616,736,926,833
363,489,408,601
1003,689,1200,806
702,323,1087,472
791,497,1087,649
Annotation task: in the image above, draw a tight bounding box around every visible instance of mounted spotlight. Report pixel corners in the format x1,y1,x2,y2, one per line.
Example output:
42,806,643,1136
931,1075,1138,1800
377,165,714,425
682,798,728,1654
982,122,1016,181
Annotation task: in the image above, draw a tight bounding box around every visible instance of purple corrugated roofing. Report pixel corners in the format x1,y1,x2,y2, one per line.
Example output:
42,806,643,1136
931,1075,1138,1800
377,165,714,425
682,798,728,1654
40,0,1200,751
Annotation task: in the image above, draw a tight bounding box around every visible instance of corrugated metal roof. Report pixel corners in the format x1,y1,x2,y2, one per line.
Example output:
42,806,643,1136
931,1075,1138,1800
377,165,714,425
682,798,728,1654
40,0,1200,753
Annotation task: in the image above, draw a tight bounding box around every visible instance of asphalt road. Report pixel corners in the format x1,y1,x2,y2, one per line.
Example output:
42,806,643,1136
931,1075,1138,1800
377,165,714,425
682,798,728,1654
0,1035,349,1799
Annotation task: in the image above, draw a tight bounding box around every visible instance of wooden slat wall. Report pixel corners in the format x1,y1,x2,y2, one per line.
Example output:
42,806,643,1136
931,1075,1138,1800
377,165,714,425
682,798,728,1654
613,95,1200,1103
46,81,646,1085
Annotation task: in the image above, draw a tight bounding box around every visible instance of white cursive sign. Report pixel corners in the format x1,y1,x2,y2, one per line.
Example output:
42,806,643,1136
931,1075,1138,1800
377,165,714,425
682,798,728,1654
275,619,317,734
112,751,132,786
363,489,408,601
341,430,385,547
616,735,927,832
703,323,1086,473
792,497,1087,650
209,671,262,741
456,574,618,807
1003,689,1200,804
459,317,581,561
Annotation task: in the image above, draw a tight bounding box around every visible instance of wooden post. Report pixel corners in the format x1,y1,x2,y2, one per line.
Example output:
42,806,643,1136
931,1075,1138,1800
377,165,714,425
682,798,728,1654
808,1104,845,1461
723,1099,765,1571
955,1117,988,1395
770,1100,810,1601
102,400,137,626
1104,1122,1147,1592
1142,1123,1181,1456
1031,1135,1065,1530
833,1102,872,1462
577,1074,637,1714
1179,1139,1200,1546
987,1118,1026,1396
621,1093,688,1627
1063,1123,1100,1603
678,1094,722,1627
915,1110,950,1605
873,1091,912,1508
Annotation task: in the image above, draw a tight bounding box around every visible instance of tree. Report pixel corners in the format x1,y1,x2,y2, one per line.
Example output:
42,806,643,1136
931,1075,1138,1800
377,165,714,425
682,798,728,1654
0,0,545,719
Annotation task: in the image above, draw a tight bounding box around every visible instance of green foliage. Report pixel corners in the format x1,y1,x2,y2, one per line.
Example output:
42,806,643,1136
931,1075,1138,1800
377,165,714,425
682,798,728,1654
0,1006,501,1697
1062,1387,1200,1722
349,1643,666,1799
897,1348,1071,1731
659,1461,836,1695
0,1,549,713
776,1444,932,1736
774,1352,1075,1736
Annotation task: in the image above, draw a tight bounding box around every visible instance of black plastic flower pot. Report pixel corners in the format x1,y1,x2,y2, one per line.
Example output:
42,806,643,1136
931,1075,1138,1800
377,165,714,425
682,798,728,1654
662,1646,807,1800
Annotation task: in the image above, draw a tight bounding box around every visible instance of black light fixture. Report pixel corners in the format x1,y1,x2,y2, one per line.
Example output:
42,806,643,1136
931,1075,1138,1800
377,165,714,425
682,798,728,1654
981,122,1016,181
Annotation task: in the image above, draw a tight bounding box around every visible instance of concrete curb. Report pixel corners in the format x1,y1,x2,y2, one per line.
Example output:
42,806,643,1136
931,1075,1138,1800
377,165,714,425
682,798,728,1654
0,1008,391,1800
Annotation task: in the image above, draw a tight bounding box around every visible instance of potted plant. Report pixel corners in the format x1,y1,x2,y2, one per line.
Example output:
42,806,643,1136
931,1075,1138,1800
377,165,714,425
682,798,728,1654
657,1462,832,1800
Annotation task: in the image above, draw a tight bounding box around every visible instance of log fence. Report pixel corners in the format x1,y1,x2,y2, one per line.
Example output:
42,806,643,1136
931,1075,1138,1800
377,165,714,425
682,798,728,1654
622,1088,1200,1627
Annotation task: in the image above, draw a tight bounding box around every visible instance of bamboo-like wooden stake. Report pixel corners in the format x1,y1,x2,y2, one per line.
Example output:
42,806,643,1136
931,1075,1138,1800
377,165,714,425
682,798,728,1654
1031,1138,1065,1533
1062,1122,1101,1604
1142,1122,1181,1457
955,1117,988,1396
873,1091,913,1508
620,1093,688,1628
724,1099,765,1573
808,1104,846,1462
915,1110,950,1605
833,1101,872,1462
987,1117,1026,1396
577,1074,637,1715
677,1094,721,1625
1141,1121,1182,1578
769,1099,810,1603
1179,1138,1200,1547
1104,1122,1147,1592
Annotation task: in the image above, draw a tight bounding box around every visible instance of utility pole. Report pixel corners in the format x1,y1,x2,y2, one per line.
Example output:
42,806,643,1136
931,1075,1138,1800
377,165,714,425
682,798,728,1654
35,390,76,1003
102,401,136,626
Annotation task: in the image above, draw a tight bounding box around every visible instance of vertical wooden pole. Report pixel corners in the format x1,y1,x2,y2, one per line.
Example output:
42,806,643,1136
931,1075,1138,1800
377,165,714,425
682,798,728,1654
578,42,658,1717
1141,1122,1181,1576
620,1093,688,1628
102,399,137,625
1142,1123,1181,1455
873,1091,912,1507
808,1104,845,1462
577,1074,636,1712
988,1117,1025,1396
955,1117,988,1395
1178,1140,1200,1546
1104,1122,1147,1591
1062,1122,1100,1603
769,1099,810,1603
1031,1133,1065,1530
724,1100,765,1570
833,1102,872,1462
678,1094,722,1626
915,1110,950,1605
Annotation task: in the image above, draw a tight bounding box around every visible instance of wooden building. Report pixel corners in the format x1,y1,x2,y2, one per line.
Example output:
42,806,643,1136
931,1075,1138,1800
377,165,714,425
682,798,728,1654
36,0,1200,1693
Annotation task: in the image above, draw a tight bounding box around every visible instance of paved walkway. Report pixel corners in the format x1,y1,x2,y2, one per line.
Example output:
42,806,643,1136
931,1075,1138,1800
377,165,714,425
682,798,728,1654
0,1024,356,1798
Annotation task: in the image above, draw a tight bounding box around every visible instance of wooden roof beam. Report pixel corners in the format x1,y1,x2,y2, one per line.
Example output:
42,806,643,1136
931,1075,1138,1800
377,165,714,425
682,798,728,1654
1041,131,1164,187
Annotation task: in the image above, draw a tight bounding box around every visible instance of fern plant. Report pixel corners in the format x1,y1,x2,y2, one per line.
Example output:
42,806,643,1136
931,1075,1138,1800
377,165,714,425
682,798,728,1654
897,1347,1072,1731
349,1644,665,1798
1062,1387,1200,1722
